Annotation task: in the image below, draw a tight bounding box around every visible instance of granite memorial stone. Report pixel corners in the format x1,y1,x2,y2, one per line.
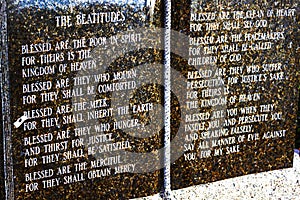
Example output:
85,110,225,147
1,0,165,199
170,0,299,190
1,0,299,199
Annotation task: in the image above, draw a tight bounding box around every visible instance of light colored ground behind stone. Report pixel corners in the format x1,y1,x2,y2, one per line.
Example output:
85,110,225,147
134,153,300,200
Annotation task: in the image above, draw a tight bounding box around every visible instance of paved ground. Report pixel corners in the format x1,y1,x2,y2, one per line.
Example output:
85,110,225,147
135,153,300,200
